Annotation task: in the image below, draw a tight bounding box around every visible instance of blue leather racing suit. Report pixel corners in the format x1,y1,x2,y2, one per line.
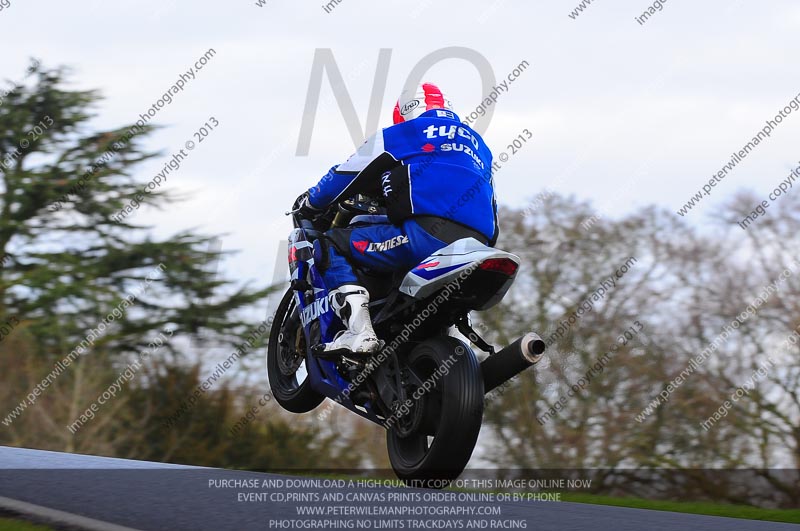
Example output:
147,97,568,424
307,109,498,289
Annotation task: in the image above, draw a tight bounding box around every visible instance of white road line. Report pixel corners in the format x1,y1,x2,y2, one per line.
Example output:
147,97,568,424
0,495,143,531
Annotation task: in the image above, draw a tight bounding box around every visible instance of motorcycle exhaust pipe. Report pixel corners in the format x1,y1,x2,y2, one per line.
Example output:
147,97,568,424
481,333,546,394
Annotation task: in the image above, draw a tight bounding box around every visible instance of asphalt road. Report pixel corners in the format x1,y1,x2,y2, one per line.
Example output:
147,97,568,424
0,446,796,531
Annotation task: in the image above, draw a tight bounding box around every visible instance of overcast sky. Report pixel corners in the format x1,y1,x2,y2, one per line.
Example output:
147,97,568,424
3,0,799,288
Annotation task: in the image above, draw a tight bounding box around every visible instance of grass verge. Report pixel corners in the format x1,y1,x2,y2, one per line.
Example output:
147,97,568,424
560,493,800,524
0,517,53,531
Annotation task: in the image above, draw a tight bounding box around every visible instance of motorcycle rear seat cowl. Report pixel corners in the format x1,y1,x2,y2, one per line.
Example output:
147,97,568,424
399,237,520,306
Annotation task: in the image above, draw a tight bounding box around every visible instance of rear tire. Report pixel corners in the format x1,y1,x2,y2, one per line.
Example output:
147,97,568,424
386,336,484,487
267,288,325,413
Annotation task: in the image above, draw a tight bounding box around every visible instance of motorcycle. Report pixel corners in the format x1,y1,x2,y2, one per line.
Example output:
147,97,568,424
267,194,546,486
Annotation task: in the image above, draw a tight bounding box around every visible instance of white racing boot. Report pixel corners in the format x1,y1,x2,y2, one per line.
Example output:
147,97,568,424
322,285,381,355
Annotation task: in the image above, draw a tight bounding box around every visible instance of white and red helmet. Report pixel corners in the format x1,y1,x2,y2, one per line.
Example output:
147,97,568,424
393,82,454,124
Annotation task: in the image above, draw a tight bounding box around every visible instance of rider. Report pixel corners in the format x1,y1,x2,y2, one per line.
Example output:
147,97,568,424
295,82,497,355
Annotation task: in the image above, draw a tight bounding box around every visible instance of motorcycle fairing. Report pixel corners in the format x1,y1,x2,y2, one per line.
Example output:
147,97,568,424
399,238,520,300
288,227,385,424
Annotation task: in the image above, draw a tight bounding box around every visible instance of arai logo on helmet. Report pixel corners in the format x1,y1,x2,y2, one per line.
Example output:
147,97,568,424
401,99,420,115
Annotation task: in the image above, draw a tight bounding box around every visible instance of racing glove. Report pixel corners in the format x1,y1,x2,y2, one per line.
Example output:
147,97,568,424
293,191,322,220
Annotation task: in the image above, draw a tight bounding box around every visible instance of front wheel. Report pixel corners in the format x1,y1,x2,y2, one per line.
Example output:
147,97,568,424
267,288,325,413
386,336,484,487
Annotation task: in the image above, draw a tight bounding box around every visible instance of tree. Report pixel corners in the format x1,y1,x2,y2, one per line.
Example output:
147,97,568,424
477,194,800,507
0,61,269,454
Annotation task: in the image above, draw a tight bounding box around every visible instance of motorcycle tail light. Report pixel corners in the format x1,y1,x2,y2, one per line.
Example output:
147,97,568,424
478,258,518,276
